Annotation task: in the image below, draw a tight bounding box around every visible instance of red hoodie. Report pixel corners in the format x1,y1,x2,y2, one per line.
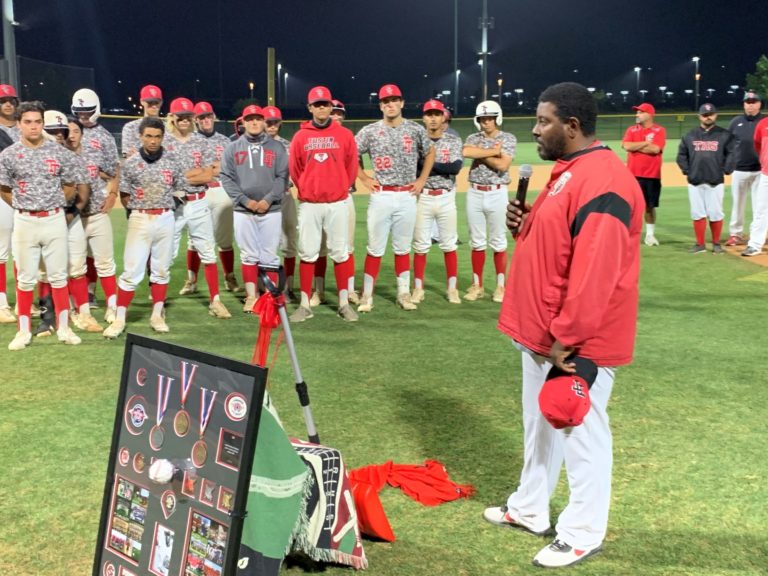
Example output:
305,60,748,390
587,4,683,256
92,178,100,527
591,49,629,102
497,143,644,366
289,120,358,203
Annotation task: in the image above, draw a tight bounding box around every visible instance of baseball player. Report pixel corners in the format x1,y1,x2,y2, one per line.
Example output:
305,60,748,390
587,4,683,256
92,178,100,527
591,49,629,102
355,83,435,312
0,101,82,350
103,116,186,338
463,100,516,303
0,84,19,323
412,99,463,305
676,103,737,253
121,84,163,158
288,86,358,323
263,105,299,301
621,102,666,246
230,117,245,142
70,89,120,323
177,101,242,294
165,97,231,319
219,105,288,313
726,90,763,247
743,109,768,256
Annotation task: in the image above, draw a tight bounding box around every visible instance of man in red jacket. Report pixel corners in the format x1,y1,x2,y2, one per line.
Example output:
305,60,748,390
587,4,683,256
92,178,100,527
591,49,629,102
485,83,643,569
288,86,359,322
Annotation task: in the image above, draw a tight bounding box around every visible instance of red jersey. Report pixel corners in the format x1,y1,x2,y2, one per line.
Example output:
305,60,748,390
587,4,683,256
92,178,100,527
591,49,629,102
289,120,358,203
497,143,644,366
753,116,768,175
622,123,666,179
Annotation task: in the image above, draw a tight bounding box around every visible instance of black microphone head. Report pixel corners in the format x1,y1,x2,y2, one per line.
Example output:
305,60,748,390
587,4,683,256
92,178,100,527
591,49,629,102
519,164,533,179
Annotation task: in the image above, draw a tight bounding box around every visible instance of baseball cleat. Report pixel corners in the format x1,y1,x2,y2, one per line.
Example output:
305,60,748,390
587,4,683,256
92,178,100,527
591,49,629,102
309,290,325,308
532,538,603,568
482,506,551,537
34,322,55,338
644,234,660,246
446,288,461,304
150,313,170,333
724,234,745,246
741,246,761,257
208,299,232,319
337,304,359,322
224,272,243,293
104,306,117,324
8,330,32,351
357,294,374,313
0,305,16,324
396,293,418,311
284,289,300,304
88,292,99,309
179,280,198,295
57,326,82,346
103,320,126,339
492,285,505,303
688,244,706,254
411,288,425,303
242,295,258,313
463,284,485,301
72,312,103,332
348,291,361,305
289,306,314,323
712,243,725,254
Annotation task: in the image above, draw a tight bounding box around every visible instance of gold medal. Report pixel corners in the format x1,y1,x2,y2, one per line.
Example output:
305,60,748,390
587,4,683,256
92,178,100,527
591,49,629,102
192,439,208,468
174,410,190,437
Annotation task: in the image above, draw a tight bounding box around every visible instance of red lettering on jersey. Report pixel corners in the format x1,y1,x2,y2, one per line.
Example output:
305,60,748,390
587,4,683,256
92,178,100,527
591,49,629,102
374,156,393,171
135,187,145,200
18,181,27,194
192,151,203,168
693,140,719,152
439,148,450,163
403,135,413,154
161,170,173,185
263,150,275,168
90,139,102,150
215,145,224,160
235,151,247,165
44,159,61,175
87,165,99,179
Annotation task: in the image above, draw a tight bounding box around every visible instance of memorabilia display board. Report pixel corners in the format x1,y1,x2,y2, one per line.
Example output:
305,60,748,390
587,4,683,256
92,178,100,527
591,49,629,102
93,334,267,576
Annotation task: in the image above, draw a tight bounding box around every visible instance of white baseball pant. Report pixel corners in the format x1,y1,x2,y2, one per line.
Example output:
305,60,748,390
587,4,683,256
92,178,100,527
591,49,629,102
0,200,12,265
505,347,615,549
38,215,87,281
688,183,724,221
233,210,282,267
728,170,760,236
81,213,117,277
118,210,175,290
12,210,69,290
746,174,768,251
297,200,349,263
466,186,508,252
280,190,298,258
203,184,235,251
346,193,356,253
413,190,458,254
173,197,217,264
366,191,417,257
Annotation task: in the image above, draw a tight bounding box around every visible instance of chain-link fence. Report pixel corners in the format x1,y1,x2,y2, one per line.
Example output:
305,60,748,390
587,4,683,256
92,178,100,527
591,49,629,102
17,56,96,111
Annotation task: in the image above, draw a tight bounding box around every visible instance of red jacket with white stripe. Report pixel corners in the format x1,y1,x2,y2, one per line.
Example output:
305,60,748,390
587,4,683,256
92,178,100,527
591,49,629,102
497,143,644,366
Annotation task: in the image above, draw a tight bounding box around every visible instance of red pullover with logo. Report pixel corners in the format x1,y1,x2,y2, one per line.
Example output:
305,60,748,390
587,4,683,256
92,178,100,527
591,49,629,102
498,144,644,366
289,120,358,203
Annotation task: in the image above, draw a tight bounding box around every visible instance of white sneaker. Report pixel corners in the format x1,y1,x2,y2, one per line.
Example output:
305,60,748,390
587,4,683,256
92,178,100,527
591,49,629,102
179,280,197,295
446,288,461,304
103,319,126,339
8,330,32,351
208,299,232,319
0,305,16,324
463,284,485,301
224,272,243,293
104,306,117,324
644,235,660,246
396,292,418,311
357,294,374,313
150,313,170,333
57,326,82,346
337,304,359,322
289,306,314,323
309,290,325,308
532,539,603,568
348,291,361,305
72,311,103,332
243,295,258,313
411,287,425,303
492,285,505,303
482,506,551,536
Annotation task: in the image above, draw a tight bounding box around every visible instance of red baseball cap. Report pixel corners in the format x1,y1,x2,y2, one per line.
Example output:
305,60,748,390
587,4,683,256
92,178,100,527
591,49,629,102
538,357,597,429
307,86,333,105
241,105,264,119
262,106,282,121
194,101,214,116
379,84,402,100
0,84,17,98
331,99,346,113
169,98,194,115
140,85,163,102
423,99,446,113
632,103,655,115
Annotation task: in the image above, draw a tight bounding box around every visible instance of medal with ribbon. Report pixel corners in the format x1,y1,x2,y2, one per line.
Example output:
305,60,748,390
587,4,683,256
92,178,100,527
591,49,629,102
150,375,172,450
192,387,217,467
175,362,197,438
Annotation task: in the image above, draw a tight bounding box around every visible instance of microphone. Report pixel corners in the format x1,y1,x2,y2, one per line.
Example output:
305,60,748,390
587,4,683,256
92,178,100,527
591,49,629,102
510,164,533,235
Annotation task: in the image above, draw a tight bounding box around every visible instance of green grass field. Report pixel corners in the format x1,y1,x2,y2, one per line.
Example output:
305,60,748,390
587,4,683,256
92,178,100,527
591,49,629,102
1,144,767,575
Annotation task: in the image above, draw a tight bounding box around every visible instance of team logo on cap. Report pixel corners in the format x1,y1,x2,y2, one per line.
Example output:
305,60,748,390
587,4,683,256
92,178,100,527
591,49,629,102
385,86,394,95
78,98,85,107
150,88,158,97
2,86,12,95
182,100,190,110
315,88,325,97
571,380,586,398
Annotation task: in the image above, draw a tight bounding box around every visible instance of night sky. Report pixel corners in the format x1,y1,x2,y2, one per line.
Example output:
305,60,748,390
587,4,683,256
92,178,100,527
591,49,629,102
9,0,766,116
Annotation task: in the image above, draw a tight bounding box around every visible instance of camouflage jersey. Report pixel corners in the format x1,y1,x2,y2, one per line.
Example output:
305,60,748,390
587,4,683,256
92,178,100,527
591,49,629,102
119,149,185,211
0,124,20,143
200,131,231,164
424,132,463,190
0,140,81,210
120,118,142,158
465,130,517,185
355,119,433,186
81,124,119,215
164,131,215,195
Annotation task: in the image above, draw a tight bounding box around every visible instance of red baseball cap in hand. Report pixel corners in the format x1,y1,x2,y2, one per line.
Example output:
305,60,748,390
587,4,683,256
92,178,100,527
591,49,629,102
538,356,597,429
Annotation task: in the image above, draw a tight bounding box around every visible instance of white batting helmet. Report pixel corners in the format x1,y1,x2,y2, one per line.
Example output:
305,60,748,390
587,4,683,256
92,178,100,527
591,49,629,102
473,100,503,130
71,88,101,123
43,110,68,132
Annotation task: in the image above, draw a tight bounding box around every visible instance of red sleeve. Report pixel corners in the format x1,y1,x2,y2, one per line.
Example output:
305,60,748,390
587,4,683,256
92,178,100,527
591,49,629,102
755,119,766,155
288,134,303,192
621,126,634,145
656,126,666,152
346,131,359,188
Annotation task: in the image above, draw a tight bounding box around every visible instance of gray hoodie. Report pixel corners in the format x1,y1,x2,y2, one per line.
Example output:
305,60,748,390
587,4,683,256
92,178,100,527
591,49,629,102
219,132,288,213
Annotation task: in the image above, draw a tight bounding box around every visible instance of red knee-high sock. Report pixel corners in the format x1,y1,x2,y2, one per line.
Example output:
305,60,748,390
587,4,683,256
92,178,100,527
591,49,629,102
203,263,219,300
38,282,52,299
116,288,135,309
100,275,117,301
187,249,201,278
219,249,235,276
333,258,352,297
471,250,486,286
299,261,315,301
86,257,98,284
394,253,410,277
444,250,458,283
51,286,70,328
693,218,707,245
68,276,89,309
16,288,33,329
414,253,427,285
241,263,258,287
364,255,382,281
284,256,296,279
493,251,507,276
709,220,723,244
315,256,327,280
150,283,168,305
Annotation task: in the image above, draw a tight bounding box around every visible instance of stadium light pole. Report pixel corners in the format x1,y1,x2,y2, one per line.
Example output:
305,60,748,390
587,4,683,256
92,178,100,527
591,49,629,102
277,63,282,105
453,0,458,113
2,0,19,87
692,56,700,111
248,81,254,100
634,66,641,95
284,72,289,106
454,69,461,114
478,0,494,101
